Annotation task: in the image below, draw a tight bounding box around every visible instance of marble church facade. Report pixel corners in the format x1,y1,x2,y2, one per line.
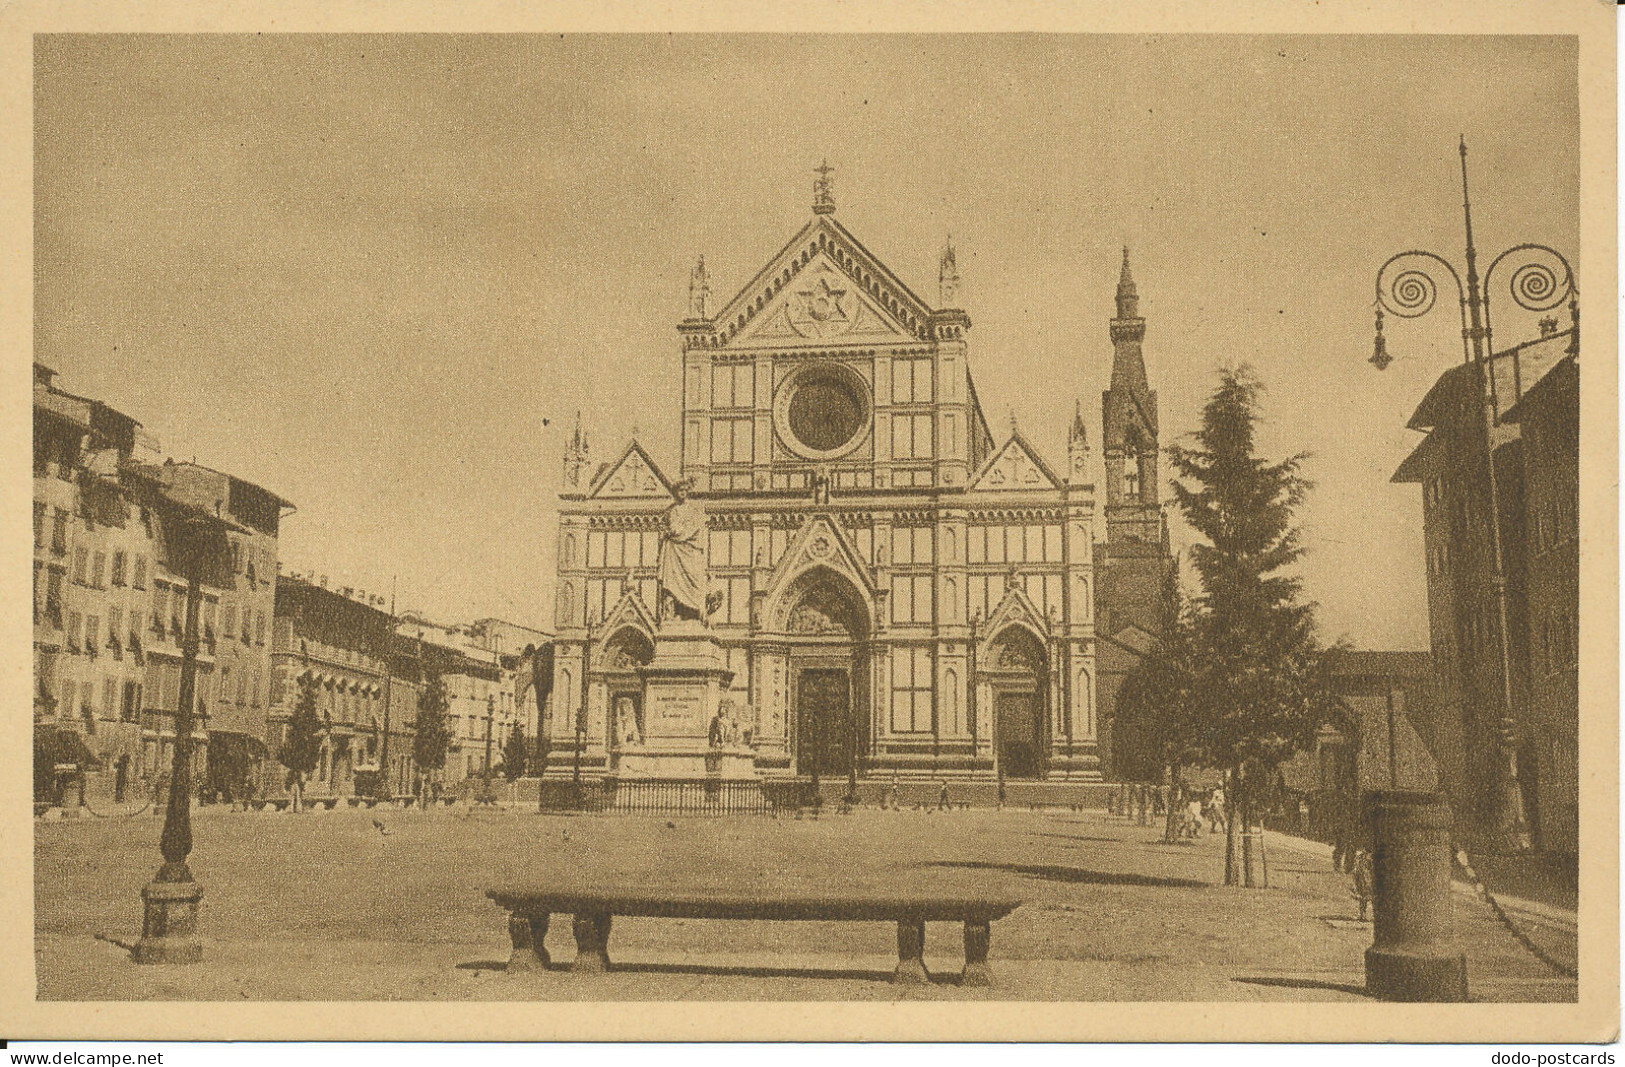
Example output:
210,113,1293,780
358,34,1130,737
547,176,1175,784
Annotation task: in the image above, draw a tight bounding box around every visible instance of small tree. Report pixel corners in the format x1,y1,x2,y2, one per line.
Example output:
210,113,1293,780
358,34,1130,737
278,675,326,812
501,722,529,782
412,669,452,796
1169,366,1337,886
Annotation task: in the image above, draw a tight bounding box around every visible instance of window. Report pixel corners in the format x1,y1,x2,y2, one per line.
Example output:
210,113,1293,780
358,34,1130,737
891,575,933,625
67,611,83,652
59,680,76,720
103,678,117,720
111,550,127,586
34,502,45,549
890,526,934,566
1124,465,1140,500
132,555,146,589
891,413,933,459
711,363,754,409
890,646,933,733
710,418,753,465
92,551,106,589
203,600,216,641
251,670,261,708
108,606,123,649
52,509,68,555
122,680,142,722
892,358,933,404
45,569,63,627
256,610,266,646
241,605,252,643
84,615,100,658
73,545,89,585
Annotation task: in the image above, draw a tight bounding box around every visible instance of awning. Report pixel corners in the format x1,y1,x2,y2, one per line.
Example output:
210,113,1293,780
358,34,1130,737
207,728,270,760
34,725,102,771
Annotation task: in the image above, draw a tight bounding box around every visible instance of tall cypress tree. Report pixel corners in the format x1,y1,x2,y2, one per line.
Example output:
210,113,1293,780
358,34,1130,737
412,669,452,794
278,675,326,813
1170,366,1337,886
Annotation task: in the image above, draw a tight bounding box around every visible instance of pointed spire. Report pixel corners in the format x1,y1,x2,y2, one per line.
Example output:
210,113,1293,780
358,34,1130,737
564,410,590,489
1115,245,1139,320
688,255,711,319
1009,410,1019,436
1070,399,1088,446
939,233,960,307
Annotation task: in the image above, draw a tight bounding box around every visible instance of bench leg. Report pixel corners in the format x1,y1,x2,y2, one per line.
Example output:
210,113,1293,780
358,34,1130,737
961,920,993,988
571,912,612,973
506,912,550,974
893,919,929,985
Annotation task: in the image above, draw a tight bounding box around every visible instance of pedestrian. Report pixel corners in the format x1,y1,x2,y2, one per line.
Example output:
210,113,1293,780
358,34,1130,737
1352,849,1375,921
1207,785,1227,833
938,781,951,811
1185,795,1204,838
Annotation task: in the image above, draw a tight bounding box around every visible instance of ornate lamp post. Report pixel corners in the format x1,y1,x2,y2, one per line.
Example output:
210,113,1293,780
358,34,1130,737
1370,137,1576,854
132,493,237,964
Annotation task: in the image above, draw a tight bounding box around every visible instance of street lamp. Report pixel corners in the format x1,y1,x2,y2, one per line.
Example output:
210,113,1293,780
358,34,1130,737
132,493,237,964
1370,136,1576,854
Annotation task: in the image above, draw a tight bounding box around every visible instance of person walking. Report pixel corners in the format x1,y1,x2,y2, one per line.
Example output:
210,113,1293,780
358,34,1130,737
1206,785,1227,834
1352,849,1375,921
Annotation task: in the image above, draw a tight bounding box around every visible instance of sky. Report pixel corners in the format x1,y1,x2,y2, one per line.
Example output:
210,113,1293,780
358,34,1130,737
33,34,1579,646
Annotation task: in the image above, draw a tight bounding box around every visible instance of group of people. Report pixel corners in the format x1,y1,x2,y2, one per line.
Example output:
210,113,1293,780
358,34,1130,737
1175,786,1228,838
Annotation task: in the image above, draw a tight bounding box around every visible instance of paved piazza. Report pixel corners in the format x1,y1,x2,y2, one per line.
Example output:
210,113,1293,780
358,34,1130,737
35,806,1575,1002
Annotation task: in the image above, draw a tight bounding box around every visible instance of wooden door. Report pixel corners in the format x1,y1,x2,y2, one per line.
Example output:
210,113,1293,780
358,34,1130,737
796,668,852,778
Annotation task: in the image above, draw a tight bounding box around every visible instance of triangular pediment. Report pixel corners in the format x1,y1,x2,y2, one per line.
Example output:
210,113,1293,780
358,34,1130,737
978,582,1050,652
733,253,919,348
969,432,1063,493
706,216,934,348
587,441,674,500
760,515,878,631
598,588,657,644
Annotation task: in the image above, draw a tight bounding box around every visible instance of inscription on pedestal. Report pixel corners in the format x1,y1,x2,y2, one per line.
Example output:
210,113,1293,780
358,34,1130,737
651,692,703,732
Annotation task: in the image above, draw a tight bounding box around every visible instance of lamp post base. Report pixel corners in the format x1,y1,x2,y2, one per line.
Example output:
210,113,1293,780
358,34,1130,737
1365,945,1468,1002
133,880,204,964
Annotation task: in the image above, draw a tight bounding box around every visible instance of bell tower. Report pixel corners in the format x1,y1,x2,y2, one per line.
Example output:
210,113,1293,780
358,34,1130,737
1101,248,1162,546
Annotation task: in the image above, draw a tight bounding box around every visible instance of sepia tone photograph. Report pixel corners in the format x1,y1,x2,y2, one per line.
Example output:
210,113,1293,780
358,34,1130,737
6,0,1617,1045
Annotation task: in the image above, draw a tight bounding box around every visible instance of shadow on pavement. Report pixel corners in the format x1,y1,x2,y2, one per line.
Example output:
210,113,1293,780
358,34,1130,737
1233,975,1372,998
1026,832,1122,845
921,860,1209,889
482,959,916,984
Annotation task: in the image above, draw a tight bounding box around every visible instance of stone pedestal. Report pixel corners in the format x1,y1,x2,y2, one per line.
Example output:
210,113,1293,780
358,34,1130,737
1364,790,1469,1001
133,880,204,964
601,620,762,811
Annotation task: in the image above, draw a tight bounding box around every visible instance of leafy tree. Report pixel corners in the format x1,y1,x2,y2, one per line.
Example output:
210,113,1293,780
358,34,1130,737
501,722,529,782
412,670,452,792
278,675,326,812
1169,366,1337,886
1113,567,1206,842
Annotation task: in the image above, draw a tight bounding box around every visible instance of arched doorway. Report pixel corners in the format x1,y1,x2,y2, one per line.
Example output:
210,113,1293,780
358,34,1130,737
986,626,1047,780
600,628,654,748
781,569,870,780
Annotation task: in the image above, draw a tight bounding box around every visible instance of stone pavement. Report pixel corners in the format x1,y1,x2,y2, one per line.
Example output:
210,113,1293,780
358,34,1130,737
35,805,1578,1001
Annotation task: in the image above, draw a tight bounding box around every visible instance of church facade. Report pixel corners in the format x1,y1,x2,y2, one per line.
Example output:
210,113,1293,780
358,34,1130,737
548,174,1170,783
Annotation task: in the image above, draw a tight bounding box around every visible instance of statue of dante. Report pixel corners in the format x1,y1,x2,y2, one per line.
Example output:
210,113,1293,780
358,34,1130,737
658,478,717,623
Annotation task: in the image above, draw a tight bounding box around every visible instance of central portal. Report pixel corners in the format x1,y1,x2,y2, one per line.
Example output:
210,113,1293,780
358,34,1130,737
796,668,852,778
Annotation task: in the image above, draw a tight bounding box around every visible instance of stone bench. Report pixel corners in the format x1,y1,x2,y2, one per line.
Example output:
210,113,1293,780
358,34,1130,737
486,888,1022,987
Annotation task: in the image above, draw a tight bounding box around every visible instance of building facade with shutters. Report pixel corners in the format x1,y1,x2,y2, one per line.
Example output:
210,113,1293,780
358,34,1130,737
549,178,1107,783
32,363,292,803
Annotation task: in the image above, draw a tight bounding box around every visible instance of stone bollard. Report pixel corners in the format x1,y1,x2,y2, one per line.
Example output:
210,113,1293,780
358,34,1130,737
1364,790,1468,1002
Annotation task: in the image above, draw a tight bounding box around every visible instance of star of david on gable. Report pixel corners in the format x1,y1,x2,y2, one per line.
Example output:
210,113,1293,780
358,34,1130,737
799,277,848,324
789,270,854,338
